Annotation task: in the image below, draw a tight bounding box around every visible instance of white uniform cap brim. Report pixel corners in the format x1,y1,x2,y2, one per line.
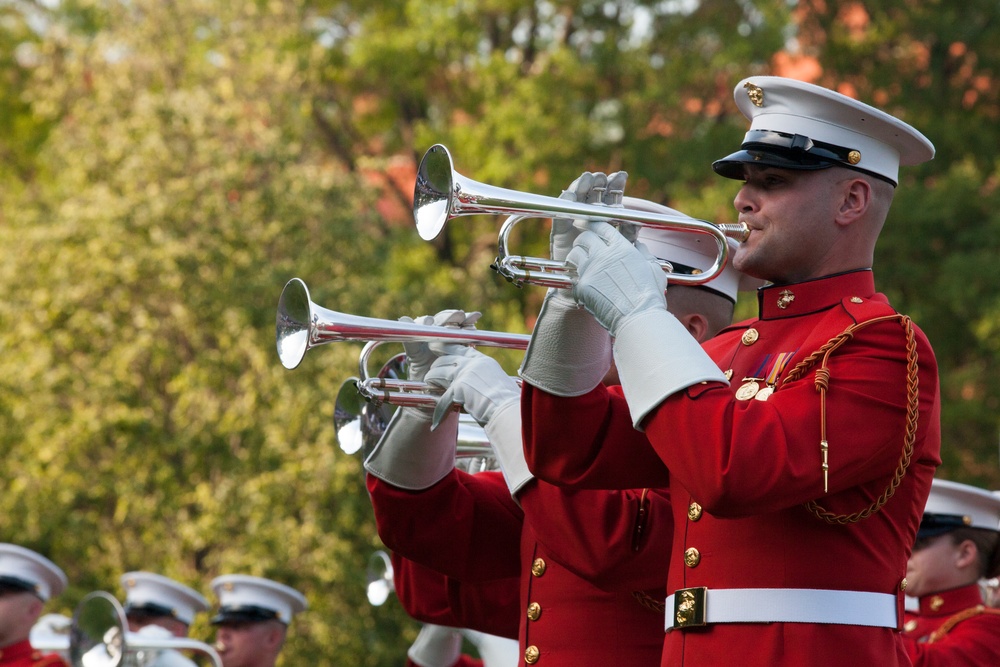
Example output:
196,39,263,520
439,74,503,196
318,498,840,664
211,575,307,624
121,571,209,625
924,478,1000,532
625,197,764,302
731,76,934,184
0,544,67,601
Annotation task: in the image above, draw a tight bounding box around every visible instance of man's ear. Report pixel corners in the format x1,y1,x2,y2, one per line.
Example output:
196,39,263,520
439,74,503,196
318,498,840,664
954,539,980,570
835,177,872,227
677,313,710,344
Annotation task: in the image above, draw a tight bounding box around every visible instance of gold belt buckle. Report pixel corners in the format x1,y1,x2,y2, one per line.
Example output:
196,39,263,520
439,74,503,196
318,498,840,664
672,587,707,629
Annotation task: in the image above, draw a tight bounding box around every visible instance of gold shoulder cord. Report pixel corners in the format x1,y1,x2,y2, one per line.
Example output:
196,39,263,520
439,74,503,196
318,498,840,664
927,606,1000,643
781,314,920,524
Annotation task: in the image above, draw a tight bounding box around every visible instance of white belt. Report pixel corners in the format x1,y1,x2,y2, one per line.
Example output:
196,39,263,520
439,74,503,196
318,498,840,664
665,587,898,631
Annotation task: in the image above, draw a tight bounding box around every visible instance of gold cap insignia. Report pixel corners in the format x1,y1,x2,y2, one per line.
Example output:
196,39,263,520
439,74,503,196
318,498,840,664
744,82,764,107
847,150,862,165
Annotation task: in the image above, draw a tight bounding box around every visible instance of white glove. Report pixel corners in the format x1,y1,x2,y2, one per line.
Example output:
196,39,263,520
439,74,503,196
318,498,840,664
407,624,463,667
483,398,533,497
363,406,459,490
566,221,727,428
566,220,668,337
363,309,479,489
519,170,626,396
402,309,482,383
426,349,532,497
426,348,519,430
551,171,625,262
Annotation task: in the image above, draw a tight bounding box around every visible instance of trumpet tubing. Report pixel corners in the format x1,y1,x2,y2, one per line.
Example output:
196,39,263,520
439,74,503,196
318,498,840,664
413,144,749,288
276,277,530,370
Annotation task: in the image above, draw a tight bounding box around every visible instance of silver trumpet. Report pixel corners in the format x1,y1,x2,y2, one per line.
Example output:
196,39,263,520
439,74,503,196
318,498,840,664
276,278,530,392
52,591,223,667
413,143,750,288
335,361,494,462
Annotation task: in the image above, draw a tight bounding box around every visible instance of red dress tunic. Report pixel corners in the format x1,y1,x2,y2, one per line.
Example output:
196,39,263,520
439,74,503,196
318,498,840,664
523,271,942,667
902,583,1000,666
0,641,66,667
368,468,672,665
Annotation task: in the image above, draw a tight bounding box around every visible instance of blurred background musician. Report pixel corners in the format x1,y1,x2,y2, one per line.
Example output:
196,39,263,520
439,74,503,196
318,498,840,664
209,575,305,667
0,544,68,667
902,478,1000,665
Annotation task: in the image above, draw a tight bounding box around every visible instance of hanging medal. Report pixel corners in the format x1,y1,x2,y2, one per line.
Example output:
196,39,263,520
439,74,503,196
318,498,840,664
753,351,796,402
735,377,763,401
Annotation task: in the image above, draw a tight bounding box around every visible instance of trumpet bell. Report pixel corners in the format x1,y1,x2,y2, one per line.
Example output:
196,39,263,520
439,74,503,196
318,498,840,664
276,277,313,370
365,550,395,607
414,144,457,241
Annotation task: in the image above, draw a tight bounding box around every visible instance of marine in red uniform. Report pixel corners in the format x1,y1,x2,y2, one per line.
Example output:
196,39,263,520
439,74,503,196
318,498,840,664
0,544,68,667
901,478,1000,666
367,195,751,665
520,76,941,667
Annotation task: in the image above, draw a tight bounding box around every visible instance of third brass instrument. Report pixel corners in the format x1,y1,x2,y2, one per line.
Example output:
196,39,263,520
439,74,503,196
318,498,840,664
413,144,750,288
276,278,530,385
66,591,221,667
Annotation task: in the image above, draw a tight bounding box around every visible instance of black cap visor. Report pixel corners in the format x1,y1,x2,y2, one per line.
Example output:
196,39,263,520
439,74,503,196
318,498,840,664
0,575,38,596
712,129,864,180
125,601,178,621
916,512,972,540
211,605,282,626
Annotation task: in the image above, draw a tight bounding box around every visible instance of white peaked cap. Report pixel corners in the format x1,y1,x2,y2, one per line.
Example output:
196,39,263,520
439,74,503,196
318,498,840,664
0,543,67,601
918,478,1000,538
210,574,307,625
713,76,934,186
120,571,209,625
625,196,764,302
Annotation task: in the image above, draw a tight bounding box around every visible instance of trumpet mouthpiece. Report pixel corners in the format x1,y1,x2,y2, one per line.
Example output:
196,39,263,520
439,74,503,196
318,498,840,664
718,222,750,243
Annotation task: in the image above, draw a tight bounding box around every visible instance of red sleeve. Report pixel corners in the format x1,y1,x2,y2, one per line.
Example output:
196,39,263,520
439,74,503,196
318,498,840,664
367,469,524,581
521,383,669,489
393,554,519,639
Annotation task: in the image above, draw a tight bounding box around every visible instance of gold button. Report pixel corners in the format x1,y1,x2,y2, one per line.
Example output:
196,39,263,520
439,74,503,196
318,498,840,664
526,602,542,621
847,150,861,165
684,547,701,568
688,502,703,521
525,645,540,664
900,578,907,592
741,328,759,345
531,558,546,577
903,619,918,633
930,595,944,611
